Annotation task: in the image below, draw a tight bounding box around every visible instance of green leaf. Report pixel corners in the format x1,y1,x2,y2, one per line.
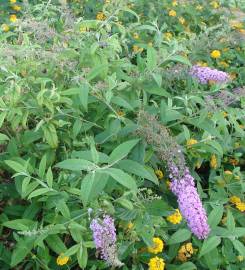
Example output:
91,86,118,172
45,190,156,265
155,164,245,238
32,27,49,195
45,235,67,254
208,205,223,228
118,159,158,184
77,244,88,269
28,188,52,199
147,47,157,70
144,86,171,97
145,200,172,216
108,139,139,164
226,210,235,232
63,244,80,257
166,55,191,66
38,154,47,179
56,200,70,218
232,240,245,257
178,262,197,270
3,219,36,231
199,236,221,258
5,160,26,174
46,167,53,188
102,168,137,191
42,123,58,148
11,237,35,267
87,64,107,81
168,229,192,245
79,83,89,111
0,133,9,141
0,111,7,128
80,172,108,206
56,159,94,171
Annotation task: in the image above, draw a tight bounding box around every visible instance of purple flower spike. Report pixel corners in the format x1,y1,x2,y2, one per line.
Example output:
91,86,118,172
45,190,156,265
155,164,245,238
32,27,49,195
169,163,210,239
190,65,229,84
90,215,123,267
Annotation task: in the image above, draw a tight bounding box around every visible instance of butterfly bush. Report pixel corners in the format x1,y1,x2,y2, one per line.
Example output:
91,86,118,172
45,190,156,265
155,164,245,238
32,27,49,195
169,162,210,239
190,65,229,84
90,215,123,267
137,112,210,239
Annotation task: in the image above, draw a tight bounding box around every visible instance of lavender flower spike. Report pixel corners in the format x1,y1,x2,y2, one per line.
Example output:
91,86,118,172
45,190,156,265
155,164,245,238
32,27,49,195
169,163,210,239
190,65,229,84
90,215,123,267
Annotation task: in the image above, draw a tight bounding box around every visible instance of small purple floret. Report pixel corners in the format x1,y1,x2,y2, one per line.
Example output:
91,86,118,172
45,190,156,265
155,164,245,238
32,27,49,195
169,162,210,239
190,65,229,84
90,215,123,267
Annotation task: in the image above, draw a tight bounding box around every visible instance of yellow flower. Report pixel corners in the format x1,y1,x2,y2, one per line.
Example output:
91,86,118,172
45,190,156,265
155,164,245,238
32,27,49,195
186,138,198,147
148,256,165,270
210,50,221,58
210,1,220,9
222,111,228,118
12,5,21,11
197,61,208,67
219,61,229,68
96,12,106,21
127,222,134,230
155,169,164,180
169,10,177,17
105,0,110,3
172,1,178,6
177,243,194,261
56,254,69,266
164,32,173,41
229,196,241,204
229,158,239,166
133,45,143,53
167,209,182,224
117,111,125,117
222,48,229,52
237,256,244,262
9,14,17,23
148,238,164,254
236,202,245,212
230,21,243,29
224,170,232,175
179,17,185,25
210,154,217,169
133,33,139,39
196,5,203,11
1,24,10,32
230,72,237,80
10,0,16,3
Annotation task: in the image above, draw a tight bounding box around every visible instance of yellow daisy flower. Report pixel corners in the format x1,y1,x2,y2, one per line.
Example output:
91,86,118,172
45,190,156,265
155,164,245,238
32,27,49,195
1,24,10,32
9,14,17,23
169,10,177,17
210,154,218,169
167,209,182,224
229,196,241,204
148,237,164,254
235,202,245,212
155,169,164,180
12,5,21,11
148,256,165,270
186,138,198,147
56,254,69,266
210,50,221,58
